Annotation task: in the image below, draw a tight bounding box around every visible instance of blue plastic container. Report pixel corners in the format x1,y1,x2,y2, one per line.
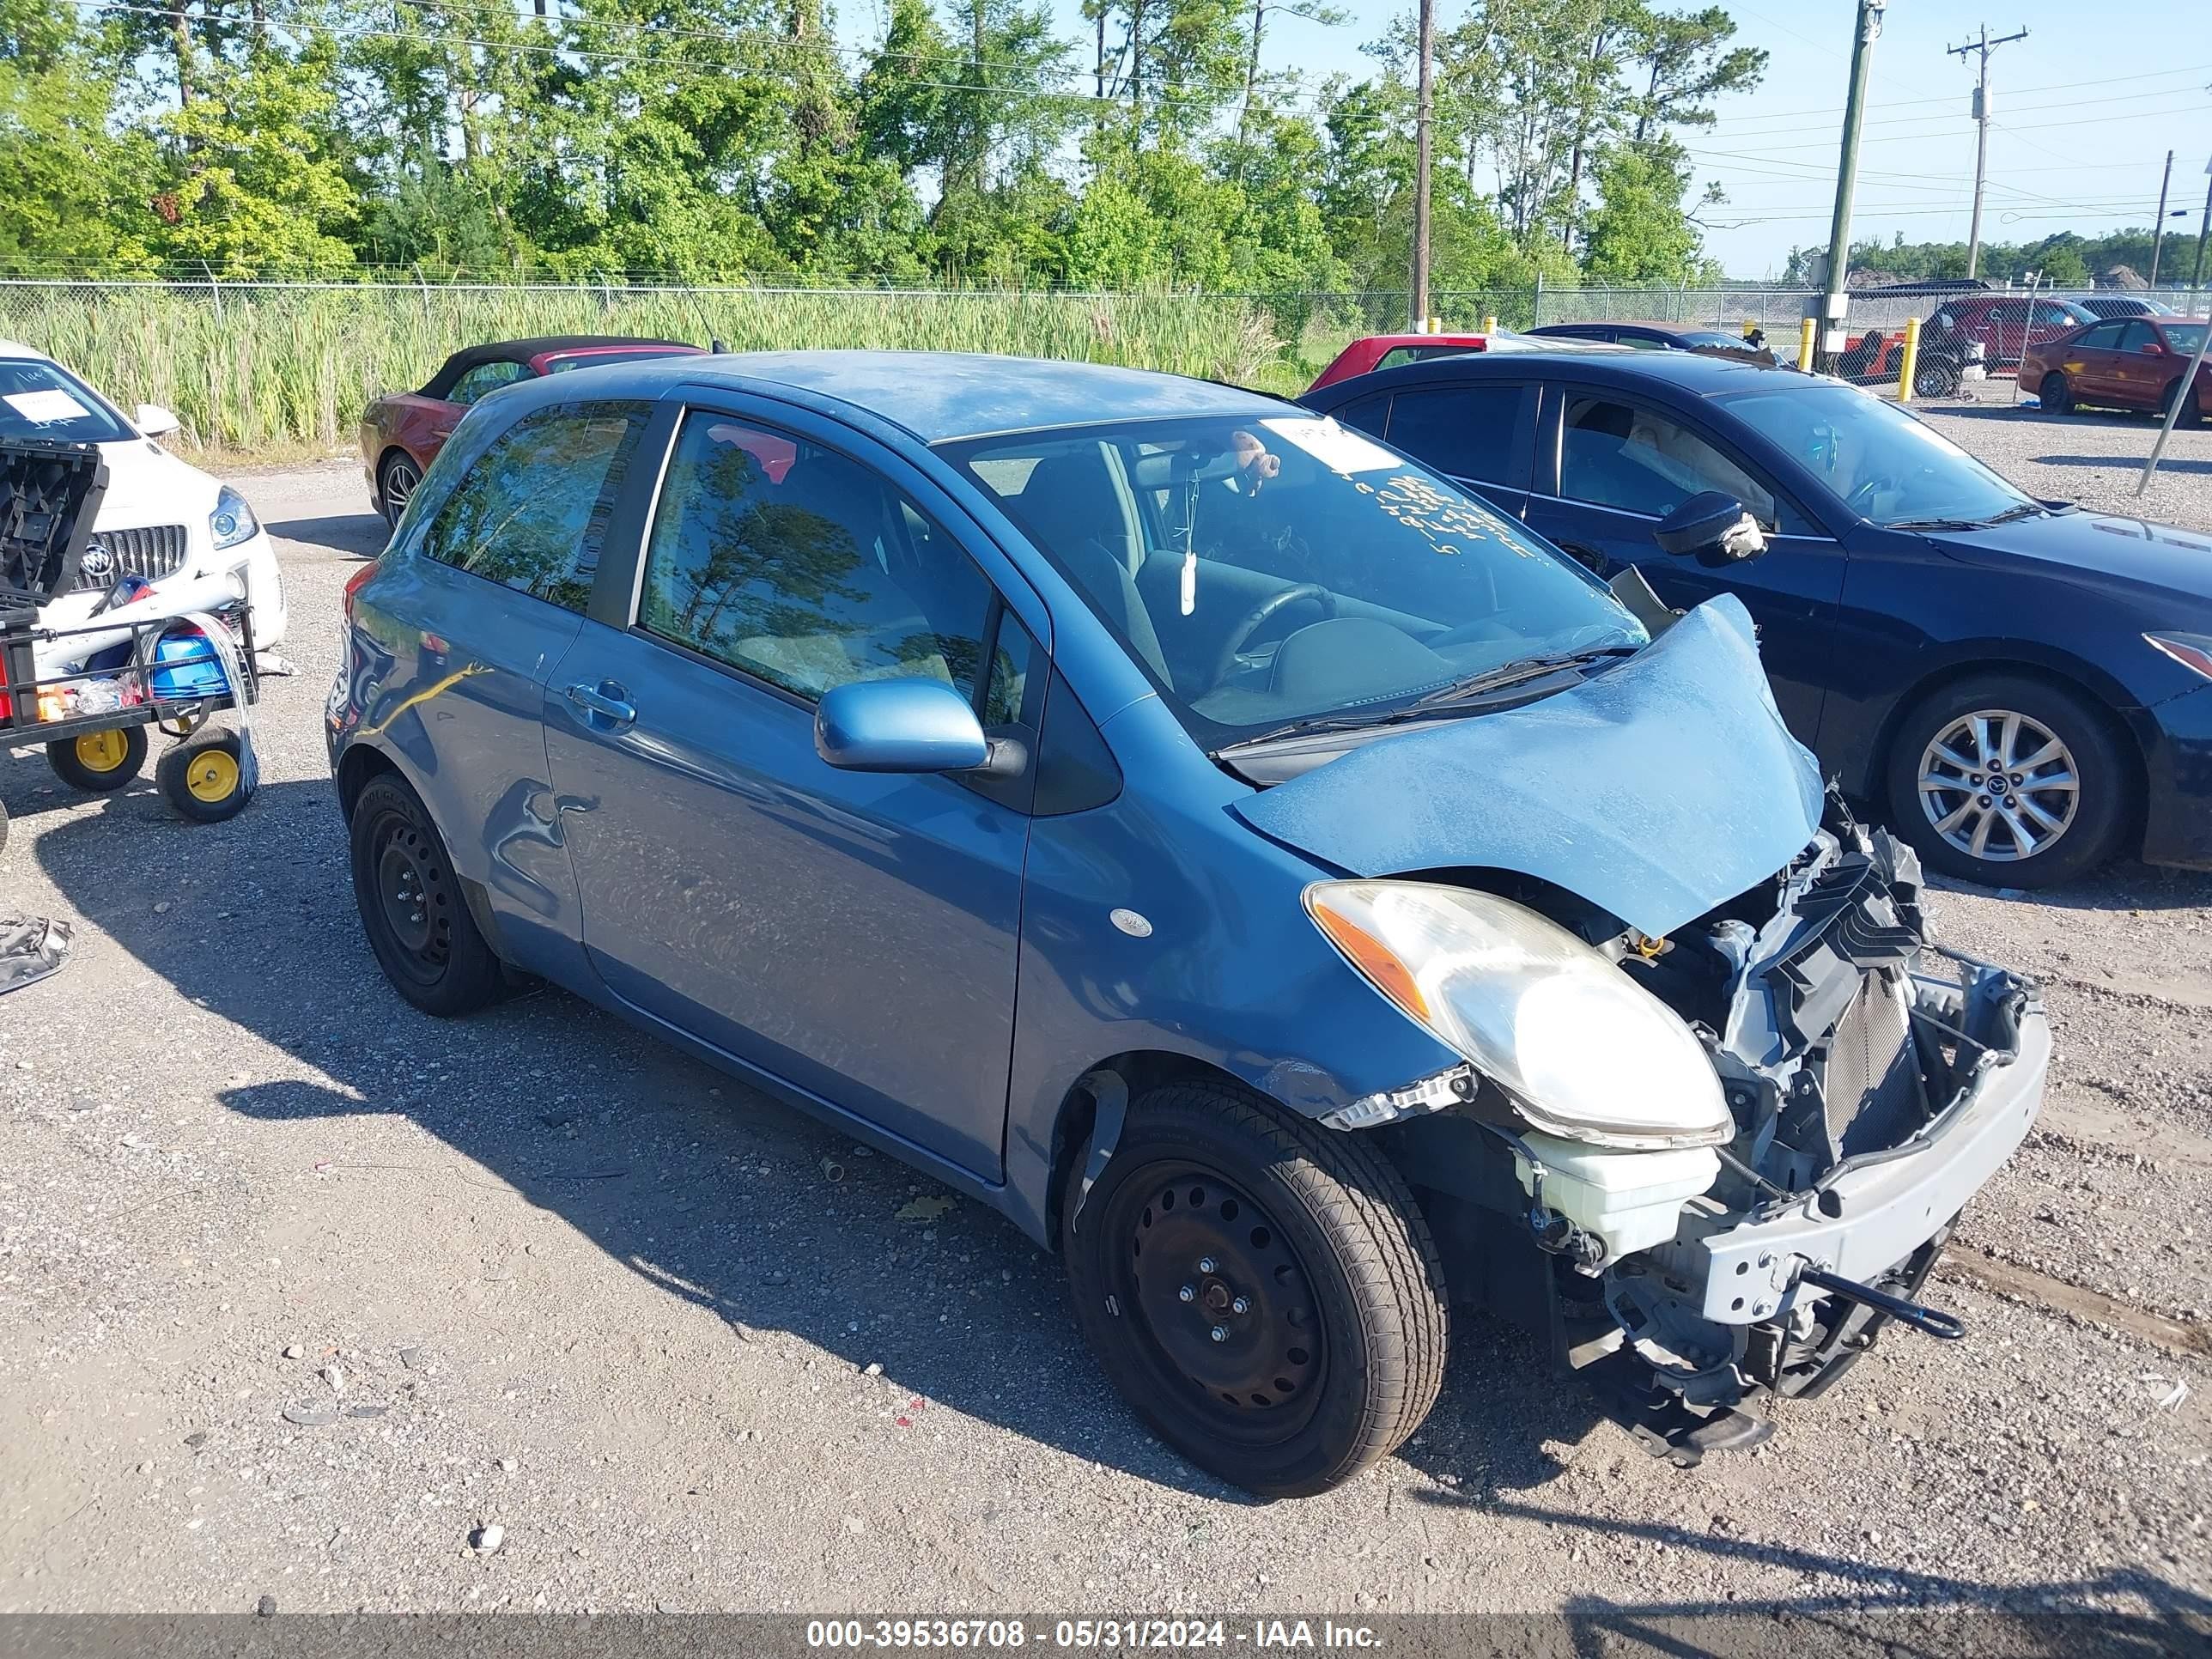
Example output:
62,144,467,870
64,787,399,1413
150,629,226,699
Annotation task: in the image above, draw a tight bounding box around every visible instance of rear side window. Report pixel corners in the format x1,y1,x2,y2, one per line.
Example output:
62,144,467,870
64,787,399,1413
2074,322,2124,350
1330,391,1391,438
417,401,648,613
1382,385,1531,489
448,361,533,405
638,410,1002,704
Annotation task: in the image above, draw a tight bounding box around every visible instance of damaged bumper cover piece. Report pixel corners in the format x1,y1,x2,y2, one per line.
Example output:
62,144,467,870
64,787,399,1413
1695,961,2049,1325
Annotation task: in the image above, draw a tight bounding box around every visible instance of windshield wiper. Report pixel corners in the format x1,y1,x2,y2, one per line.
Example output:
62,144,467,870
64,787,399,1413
1974,501,2045,526
1404,645,1638,711
1887,516,1984,532
1218,647,1634,752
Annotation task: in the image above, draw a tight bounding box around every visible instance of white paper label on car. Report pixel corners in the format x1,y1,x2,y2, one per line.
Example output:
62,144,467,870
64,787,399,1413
1259,416,1401,476
4,388,91,423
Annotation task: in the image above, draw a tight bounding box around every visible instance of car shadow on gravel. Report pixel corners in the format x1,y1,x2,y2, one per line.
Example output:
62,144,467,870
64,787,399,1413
2031,454,2212,476
33,779,1601,1501
1925,860,2212,915
266,513,389,560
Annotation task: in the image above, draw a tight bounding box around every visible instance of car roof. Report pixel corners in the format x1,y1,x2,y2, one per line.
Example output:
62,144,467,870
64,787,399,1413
538,349,1297,443
1303,343,1796,401
421,335,698,398
0,337,53,362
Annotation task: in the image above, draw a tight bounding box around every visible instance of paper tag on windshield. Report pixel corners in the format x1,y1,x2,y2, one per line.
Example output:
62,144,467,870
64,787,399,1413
1259,416,1401,476
4,389,90,423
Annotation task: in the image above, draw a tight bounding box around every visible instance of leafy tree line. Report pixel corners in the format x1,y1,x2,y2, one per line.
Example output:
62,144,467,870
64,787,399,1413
1788,228,2198,290
1,0,1766,296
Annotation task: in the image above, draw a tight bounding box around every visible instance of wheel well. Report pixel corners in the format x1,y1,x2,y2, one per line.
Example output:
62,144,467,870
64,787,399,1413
1042,1050,1274,1253
376,446,417,483
335,743,400,822
1868,658,2147,836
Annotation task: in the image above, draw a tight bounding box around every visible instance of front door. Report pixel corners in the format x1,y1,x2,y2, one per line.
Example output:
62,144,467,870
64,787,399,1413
2058,320,2128,404
1524,386,1843,744
544,401,1042,1178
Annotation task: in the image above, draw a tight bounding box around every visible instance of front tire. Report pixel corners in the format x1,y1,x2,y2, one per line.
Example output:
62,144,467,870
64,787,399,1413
1885,674,2130,888
349,772,502,1015
1064,1082,1447,1498
1914,357,1961,398
2157,380,2204,430
2039,372,2075,416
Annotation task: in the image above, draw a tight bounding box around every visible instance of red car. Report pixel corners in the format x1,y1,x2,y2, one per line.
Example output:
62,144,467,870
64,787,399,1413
1307,332,1492,391
360,336,704,524
1923,295,2094,374
2022,313,2209,425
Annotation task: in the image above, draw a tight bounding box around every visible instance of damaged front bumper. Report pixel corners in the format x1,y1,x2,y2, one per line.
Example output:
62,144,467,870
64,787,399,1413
1692,959,2048,1331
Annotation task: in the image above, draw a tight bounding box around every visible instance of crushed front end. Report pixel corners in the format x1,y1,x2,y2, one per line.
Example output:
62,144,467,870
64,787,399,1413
1384,801,2048,1463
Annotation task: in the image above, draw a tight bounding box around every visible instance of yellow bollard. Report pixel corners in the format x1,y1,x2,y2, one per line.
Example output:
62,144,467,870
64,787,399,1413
1799,316,1819,373
1897,315,1923,403
1482,313,1498,335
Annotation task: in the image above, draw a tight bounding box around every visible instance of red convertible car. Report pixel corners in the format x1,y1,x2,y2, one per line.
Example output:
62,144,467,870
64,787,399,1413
359,336,703,524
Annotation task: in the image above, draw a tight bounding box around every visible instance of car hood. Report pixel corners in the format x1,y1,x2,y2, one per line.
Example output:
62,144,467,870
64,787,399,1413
1231,596,1824,939
91,437,221,528
1928,509,2212,601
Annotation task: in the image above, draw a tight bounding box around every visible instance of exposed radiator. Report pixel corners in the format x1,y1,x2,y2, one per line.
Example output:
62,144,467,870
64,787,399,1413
1825,967,1924,1160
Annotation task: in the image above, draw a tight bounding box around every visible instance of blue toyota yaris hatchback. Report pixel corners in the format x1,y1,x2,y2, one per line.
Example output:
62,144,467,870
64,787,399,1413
330,352,2048,1495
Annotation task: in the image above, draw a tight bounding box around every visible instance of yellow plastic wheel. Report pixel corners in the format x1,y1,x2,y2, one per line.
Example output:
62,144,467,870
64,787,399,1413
155,728,255,823
76,730,129,773
46,725,147,793
184,747,241,803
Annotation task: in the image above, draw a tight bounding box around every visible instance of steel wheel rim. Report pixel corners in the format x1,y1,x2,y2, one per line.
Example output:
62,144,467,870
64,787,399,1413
1103,1162,1326,1446
1917,708,2080,863
75,730,128,772
185,749,240,803
370,813,450,979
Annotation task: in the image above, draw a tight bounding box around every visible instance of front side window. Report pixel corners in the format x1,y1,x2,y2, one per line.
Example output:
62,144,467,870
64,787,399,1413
2116,322,2157,353
1714,381,2033,528
942,414,1645,749
0,357,137,444
449,361,533,406
418,401,647,611
639,412,1000,702
1559,396,1778,526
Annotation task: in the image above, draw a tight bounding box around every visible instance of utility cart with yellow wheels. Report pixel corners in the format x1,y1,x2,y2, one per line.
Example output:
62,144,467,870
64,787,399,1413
4,434,261,829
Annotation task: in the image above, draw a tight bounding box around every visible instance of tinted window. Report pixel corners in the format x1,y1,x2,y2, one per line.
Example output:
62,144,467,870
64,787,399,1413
449,361,532,406
1384,386,1528,488
2116,321,2157,352
1559,396,1777,526
640,411,1000,702
2075,322,2125,350
2033,302,2084,327
1332,391,1391,439
419,401,647,612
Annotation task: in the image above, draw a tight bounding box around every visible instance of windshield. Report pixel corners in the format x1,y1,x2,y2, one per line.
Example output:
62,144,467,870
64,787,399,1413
2161,323,2207,356
940,414,1647,749
0,357,136,445
1713,381,2033,528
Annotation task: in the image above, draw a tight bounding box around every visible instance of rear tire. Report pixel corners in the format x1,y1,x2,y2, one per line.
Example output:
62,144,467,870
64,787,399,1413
1063,1081,1447,1498
1913,358,1961,398
349,771,502,1015
1885,673,2130,888
47,726,146,793
2039,372,2074,416
378,452,422,527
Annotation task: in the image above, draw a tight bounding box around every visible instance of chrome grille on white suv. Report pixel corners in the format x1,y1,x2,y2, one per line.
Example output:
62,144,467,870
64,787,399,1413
73,524,190,587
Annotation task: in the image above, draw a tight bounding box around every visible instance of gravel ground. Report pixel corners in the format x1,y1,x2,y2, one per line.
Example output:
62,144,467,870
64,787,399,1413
2,427,2209,1624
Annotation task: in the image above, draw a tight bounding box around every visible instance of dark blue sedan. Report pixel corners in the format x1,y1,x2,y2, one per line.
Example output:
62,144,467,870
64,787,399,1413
1304,349,2212,887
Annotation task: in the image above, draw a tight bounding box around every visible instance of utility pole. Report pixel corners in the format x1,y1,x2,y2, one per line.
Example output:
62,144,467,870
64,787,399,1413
2150,149,2175,289
2193,161,2211,295
1412,0,1434,331
1817,0,1885,370
1948,24,2029,280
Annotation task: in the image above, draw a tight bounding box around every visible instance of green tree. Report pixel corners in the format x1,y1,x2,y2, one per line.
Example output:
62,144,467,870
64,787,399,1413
0,0,158,270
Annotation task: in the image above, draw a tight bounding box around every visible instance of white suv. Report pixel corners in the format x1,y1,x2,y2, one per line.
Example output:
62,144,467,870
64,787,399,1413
1,341,286,645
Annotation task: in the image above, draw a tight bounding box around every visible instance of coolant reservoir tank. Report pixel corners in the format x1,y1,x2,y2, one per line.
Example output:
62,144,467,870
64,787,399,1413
1511,1133,1721,1260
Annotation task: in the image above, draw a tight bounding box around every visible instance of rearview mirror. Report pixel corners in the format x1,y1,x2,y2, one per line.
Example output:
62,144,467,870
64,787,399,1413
816,678,1017,775
135,403,181,438
1654,490,1769,566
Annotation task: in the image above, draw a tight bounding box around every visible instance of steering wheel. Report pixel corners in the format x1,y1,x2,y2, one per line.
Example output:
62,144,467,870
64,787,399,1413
1211,583,1337,688
1844,476,1894,515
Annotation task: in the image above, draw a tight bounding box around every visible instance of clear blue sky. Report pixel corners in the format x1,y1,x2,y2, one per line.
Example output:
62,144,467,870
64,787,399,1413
841,0,2212,279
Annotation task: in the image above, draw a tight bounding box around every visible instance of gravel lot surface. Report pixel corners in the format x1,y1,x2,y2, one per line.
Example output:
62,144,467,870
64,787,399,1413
3,415,2209,1624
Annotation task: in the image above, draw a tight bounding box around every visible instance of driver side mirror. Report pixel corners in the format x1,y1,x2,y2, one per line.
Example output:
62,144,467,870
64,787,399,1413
135,403,181,438
1654,490,1769,567
814,678,1024,777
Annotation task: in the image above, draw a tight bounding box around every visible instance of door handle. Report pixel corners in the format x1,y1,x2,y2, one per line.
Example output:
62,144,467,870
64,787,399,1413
565,680,636,727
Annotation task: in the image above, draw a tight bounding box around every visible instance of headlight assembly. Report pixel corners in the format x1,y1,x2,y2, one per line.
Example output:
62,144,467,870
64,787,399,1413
1304,880,1731,1150
210,485,259,551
